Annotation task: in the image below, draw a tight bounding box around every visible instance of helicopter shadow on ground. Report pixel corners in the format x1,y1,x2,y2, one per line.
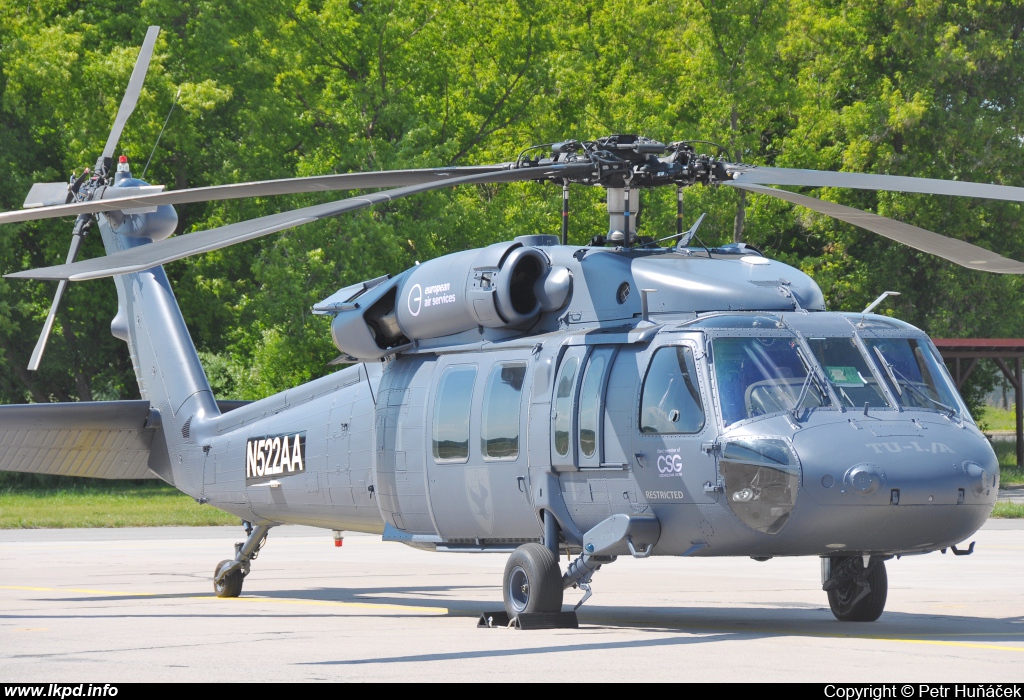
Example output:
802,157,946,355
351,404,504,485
298,605,1024,668
216,583,1024,646
573,603,1024,640
19,584,1024,645
26,582,492,608
237,585,1024,632
300,630,728,666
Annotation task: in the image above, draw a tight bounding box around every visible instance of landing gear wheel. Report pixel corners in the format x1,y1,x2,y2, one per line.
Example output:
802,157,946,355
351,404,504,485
503,543,563,618
827,557,887,622
214,559,243,598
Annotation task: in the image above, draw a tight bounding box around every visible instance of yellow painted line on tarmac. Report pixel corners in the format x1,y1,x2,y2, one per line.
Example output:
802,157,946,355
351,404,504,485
0,585,154,597
715,628,1024,653
189,594,448,614
879,638,1024,653
0,584,446,614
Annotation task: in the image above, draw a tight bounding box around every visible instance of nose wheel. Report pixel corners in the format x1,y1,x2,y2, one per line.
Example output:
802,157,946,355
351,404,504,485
824,555,888,622
503,543,563,618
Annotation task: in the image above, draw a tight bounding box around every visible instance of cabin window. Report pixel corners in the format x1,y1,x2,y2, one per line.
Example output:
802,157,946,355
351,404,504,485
640,346,705,434
481,362,526,460
553,356,579,456
578,353,608,457
432,365,477,462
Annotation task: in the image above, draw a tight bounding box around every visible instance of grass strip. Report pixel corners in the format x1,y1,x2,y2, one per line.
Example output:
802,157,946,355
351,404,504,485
991,501,1024,519
1,471,1021,528
0,482,240,529
978,406,1018,433
988,440,1024,485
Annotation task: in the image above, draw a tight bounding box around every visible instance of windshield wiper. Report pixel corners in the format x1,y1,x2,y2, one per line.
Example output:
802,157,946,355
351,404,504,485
790,371,814,421
872,346,902,397
791,347,827,421
897,374,957,415
872,346,957,416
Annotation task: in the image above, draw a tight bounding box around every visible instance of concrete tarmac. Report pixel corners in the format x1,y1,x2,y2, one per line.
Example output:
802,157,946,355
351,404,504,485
2,521,1023,682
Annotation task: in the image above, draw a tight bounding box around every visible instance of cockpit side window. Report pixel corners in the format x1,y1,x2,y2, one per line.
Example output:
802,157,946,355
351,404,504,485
640,346,705,434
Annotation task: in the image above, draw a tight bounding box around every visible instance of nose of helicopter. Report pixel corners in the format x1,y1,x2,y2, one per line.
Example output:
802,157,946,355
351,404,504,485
786,415,999,552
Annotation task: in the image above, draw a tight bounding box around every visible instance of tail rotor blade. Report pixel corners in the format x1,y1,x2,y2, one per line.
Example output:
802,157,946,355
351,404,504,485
101,26,160,161
27,279,70,371
27,218,90,370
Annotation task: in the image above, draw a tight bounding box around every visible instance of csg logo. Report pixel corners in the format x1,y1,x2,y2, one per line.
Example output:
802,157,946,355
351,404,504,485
657,453,683,476
246,432,306,483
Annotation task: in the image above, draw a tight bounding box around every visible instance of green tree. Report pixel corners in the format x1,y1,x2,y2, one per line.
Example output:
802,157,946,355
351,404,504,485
1,0,1023,411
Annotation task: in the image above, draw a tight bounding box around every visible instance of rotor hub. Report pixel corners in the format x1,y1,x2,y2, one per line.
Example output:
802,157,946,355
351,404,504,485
515,134,733,190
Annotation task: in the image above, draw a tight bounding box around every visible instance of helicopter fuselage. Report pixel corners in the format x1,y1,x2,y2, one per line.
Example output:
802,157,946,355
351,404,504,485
177,239,997,561
3,25,1017,618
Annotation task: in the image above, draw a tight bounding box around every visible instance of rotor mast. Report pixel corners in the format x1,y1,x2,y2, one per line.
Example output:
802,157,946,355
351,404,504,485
606,187,639,244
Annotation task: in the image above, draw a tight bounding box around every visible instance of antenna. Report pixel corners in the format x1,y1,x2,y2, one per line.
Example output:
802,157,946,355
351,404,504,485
143,88,181,178
560,180,569,245
862,291,901,314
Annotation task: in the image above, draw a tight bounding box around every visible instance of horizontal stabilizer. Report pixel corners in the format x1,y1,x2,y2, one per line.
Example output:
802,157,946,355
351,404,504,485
0,400,158,479
23,182,71,209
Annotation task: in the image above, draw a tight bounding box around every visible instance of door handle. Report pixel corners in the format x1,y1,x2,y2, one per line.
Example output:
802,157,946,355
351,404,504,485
517,476,526,493
704,480,724,494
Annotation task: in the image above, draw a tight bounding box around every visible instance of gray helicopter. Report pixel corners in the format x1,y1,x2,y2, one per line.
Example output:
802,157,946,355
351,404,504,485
2,26,1021,625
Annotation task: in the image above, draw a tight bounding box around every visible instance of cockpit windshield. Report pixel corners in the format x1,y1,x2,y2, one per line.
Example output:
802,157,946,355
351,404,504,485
863,337,965,417
806,337,890,410
713,336,830,427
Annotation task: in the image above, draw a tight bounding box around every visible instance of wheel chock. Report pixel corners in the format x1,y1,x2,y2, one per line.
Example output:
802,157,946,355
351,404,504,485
514,611,579,629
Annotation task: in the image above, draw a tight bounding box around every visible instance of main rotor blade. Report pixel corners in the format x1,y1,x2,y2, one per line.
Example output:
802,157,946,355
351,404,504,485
726,165,1024,203
27,220,90,370
102,26,160,160
8,163,593,282
729,183,1024,274
0,167,511,226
